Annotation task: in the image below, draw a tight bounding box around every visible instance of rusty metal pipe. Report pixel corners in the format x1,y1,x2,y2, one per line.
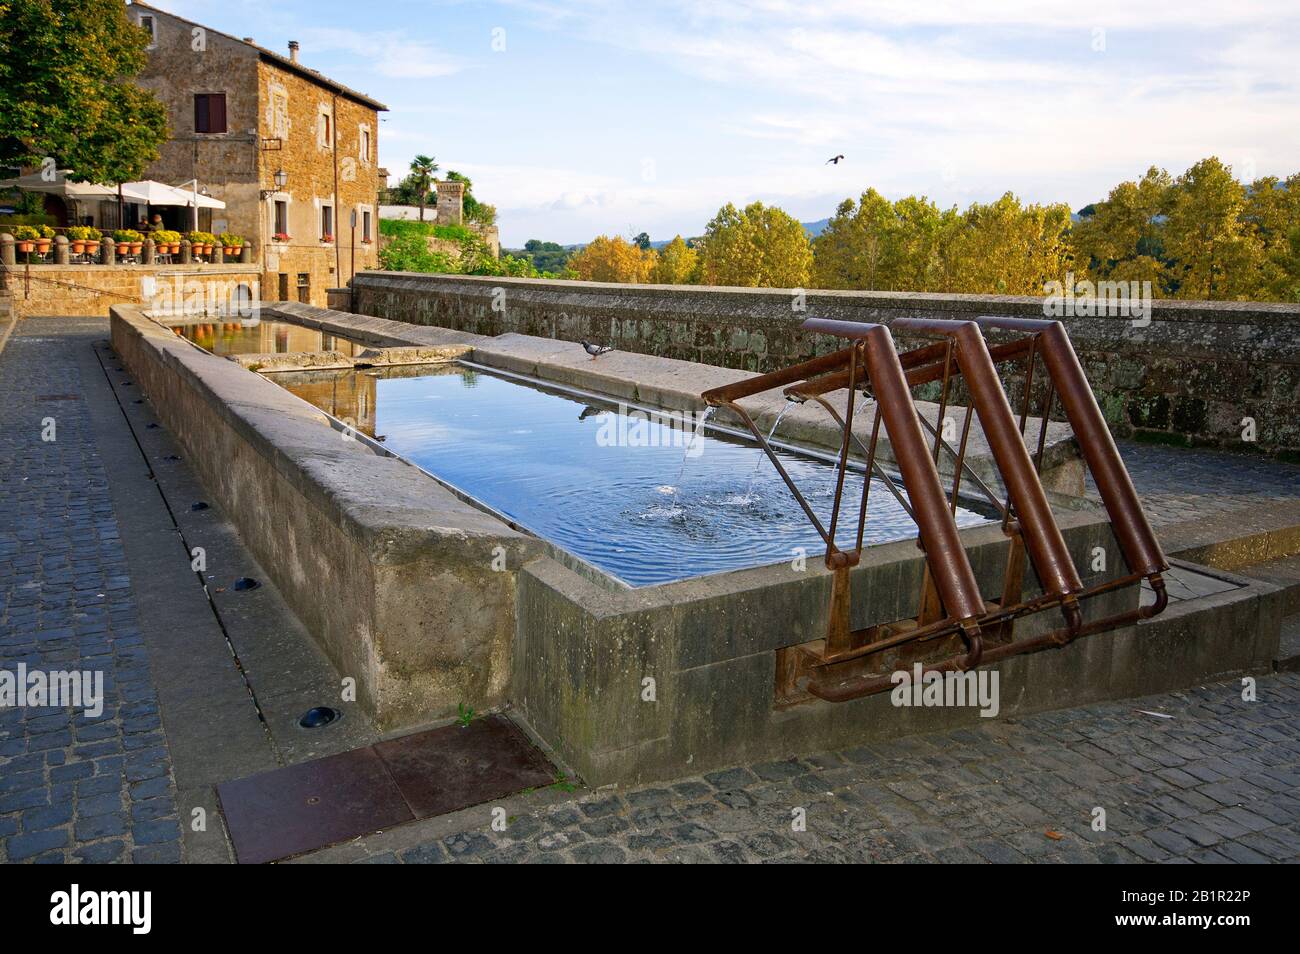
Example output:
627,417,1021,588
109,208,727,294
702,346,853,406
891,317,1083,602
856,323,986,622
976,316,1168,577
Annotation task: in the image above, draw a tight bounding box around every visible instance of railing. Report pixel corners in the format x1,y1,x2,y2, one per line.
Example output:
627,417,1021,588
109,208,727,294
0,232,253,267
702,316,1168,706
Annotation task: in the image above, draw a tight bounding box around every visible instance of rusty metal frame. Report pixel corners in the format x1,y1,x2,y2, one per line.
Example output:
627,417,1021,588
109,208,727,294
700,315,1168,706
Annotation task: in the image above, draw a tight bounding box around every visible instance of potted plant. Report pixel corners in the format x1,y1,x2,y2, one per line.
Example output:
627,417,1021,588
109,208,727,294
67,225,98,254
155,229,181,254
320,233,334,244
14,225,38,253
220,232,244,257
187,231,208,256
35,224,54,254
272,232,291,243
113,229,143,255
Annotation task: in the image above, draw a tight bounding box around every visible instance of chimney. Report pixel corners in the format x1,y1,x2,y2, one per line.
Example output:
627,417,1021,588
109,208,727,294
288,40,300,63
242,37,254,44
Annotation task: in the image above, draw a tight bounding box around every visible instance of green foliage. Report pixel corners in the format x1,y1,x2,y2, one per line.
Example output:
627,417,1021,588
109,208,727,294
218,232,244,247
456,702,475,728
0,0,169,183
379,218,474,243
13,224,39,240
0,212,56,228
699,201,813,288
112,229,143,242
517,239,570,273
67,225,101,241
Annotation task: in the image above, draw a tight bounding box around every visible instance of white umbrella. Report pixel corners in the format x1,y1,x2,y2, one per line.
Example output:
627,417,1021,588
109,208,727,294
118,181,226,209
0,170,116,198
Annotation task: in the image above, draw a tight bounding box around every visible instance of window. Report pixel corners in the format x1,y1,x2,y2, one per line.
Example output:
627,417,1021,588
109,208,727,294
319,110,332,146
296,273,311,304
139,15,156,47
359,126,371,163
321,205,333,240
362,210,372,243
194,93,227,134
273,200,288,237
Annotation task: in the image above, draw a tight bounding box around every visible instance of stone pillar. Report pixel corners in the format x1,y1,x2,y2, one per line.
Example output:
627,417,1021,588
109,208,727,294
54,235,69,264
213,245,224,264
143,238,155,265
240,244,252,264
180,240,191,265
0,233,15,267
435,180,464,226
101,236,115,265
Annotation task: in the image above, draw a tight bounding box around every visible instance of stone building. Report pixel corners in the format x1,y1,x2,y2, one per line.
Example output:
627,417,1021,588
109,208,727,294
128,2,387,306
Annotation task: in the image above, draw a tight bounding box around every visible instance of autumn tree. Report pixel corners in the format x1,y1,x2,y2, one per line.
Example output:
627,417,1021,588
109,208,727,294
0,0,168,183
1243,173,1300,301
1070,167,1172,290
811,190,959,290
648,235,698,284
699,201,812,288
567,235,655,283
1162,157,1259,300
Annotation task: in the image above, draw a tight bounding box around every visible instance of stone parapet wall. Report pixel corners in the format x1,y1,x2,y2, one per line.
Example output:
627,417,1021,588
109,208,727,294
352,272,1300,458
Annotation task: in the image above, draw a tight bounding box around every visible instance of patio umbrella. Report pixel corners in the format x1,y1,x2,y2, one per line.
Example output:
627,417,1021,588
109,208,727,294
0,170,116,199
119,181,226,209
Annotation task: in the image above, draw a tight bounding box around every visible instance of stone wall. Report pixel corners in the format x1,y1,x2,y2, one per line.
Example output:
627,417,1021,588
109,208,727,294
0,264,262,318
352,272,1300,458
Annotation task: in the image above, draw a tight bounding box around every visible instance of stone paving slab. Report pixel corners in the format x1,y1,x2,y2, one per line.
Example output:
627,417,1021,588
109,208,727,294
302,674,1300,864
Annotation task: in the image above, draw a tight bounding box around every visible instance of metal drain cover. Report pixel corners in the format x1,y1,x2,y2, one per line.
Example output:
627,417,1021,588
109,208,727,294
217,714,556,863
298,706,339,728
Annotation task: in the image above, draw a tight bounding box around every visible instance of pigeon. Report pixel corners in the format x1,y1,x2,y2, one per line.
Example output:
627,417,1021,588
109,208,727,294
581,340,613,360
826,154,845,165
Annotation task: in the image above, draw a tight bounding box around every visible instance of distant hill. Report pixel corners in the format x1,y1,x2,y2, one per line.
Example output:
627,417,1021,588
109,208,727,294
802,218,830,238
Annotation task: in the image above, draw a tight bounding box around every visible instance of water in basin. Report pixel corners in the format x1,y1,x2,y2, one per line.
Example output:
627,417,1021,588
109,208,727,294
267,363,989,587
165,319,364,356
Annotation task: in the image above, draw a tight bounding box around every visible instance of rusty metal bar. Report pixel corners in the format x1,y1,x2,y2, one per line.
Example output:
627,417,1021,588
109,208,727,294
976,316,1168,577
850,321,986,623
891,317,1084,605
702,346,854,406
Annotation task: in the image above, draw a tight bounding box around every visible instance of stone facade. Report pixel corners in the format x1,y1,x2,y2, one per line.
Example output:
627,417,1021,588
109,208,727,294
0,264,260,318
130,2,385,307
351,273,1300,459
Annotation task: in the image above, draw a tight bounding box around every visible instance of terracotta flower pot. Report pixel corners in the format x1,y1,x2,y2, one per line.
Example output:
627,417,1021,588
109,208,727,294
71,241,85,254
170,243,181,254
36,239,51,253
130,242,143,254
17,241,34,253
117,242,131,255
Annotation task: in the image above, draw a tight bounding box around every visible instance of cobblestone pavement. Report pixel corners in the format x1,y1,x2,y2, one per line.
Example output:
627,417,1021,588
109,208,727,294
1094,440,1300,528
0,320,182,863
331,675,1300,864
2,319,1299,864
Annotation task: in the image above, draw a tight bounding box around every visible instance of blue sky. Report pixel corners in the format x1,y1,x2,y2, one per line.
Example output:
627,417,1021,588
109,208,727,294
149,0,1300,247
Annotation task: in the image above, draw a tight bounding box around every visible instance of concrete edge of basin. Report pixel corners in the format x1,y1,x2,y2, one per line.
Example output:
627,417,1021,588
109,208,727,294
110,304,543,728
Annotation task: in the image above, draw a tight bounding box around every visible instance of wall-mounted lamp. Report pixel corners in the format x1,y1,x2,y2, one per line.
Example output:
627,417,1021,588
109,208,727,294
260,169,288,199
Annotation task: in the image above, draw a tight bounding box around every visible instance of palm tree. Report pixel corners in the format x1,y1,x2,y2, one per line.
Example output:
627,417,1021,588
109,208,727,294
410,154,438,222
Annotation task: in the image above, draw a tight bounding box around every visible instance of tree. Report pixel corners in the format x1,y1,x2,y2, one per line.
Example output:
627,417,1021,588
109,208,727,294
648,235,698,284
1243,173,1300,300
567,235,655,283
384,172,433,208
698,201,812,288
0,0,168,183
1069,166,1171,291
409,155,438,222
938,193,1072,295
1162,157,1258,300
632,231,651,251
810,190,958,290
